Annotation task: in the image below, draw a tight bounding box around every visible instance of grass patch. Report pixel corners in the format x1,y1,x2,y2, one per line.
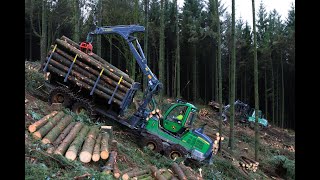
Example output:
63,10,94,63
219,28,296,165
261,155,295,180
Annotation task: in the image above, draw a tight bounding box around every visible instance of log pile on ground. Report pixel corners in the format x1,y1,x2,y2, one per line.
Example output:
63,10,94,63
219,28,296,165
238,156,259,173
43,36,135,108
28,111,111,163
212,132,224,155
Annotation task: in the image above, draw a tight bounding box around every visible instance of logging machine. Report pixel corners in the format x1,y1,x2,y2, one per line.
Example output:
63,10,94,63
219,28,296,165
43,25,214,164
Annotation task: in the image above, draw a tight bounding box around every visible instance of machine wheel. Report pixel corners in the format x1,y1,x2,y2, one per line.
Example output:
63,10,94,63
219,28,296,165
165,144,188,160
249,122,264,131
71,97,97,121
141,135,163,153
48,87,72,107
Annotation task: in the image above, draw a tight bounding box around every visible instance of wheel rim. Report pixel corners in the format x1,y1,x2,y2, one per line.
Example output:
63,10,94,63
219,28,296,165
52,93,65,103
147,142,156,150
76,106,88,114
170,151,181,160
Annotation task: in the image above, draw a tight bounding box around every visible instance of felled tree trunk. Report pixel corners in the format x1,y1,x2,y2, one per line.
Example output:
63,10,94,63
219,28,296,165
113,159,121,179
52,122,76,147
33,111,65,140
178,163,198,180
122,169,149,180
65,125,90,161
79,127,99,163
54,122,84,155
28,111,58,133
92,134,102,162
42,115,73,144
100,132,110,159
150,166,167,180
171,162,187,180
103,151,117,174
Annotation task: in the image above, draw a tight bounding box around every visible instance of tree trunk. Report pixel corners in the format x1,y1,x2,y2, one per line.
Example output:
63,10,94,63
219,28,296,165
171,162,187,180
122,169,149,180
100,132,110,159
159,0,165,96
264,68,268,120
65,125,90,161
143,0,149,91
113,159,121,179
270,55,275,125
175,0,180,98
28,111,58,133
281,51,285,128
252,0,260,161
40,0,47,64
228,0,236,151
96,0,102,56
33,111,65,140
54,122,84,155
52,122,76,147
79,127,99,163
73,0,80,43
42,115,73,144
192,45,197,102
179,163,197,180
92,133,102,162
103,151,117,174
214,0,223,136
167,51,170,96
149,166,166,180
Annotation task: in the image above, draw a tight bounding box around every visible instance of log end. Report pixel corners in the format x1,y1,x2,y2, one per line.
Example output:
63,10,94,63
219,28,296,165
46,147,55,154
80,151,92,163
65,151,77,161
122,174,129,180
41,138,51,145
92,154,100,162
33,132,42,140
100,151,109,159
28,125,36,133
114,173,121,179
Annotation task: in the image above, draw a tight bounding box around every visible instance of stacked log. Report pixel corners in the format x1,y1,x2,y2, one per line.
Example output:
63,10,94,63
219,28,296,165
44,36,135,108
238,156,259,173
28,111,112,163
212,132,224,154
146,108,163,121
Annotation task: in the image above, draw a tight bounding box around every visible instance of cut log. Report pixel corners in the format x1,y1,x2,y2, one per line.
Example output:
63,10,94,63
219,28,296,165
161,170,173,180
171,177,179,180
171,162,187,180
47,64,122,106
149,166,167,180
92,134,102,162
52,122,76,146
79,127,99,163
60,35,130,79
179,163,198,180
103,151,117,174
65,125,90,161
53,47,130,93
100,132,110,159
46,145,55,154
54,122,84,155
113,159,121,179
50,51,128,94
42,115,73,144
33,111,65,140
55,39,133,87
122,169,149,180
48,59,124,102
28,111,58,133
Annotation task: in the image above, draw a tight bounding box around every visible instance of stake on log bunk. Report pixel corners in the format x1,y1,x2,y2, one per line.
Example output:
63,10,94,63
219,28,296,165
64,54,78,82
108,76,123,105
43,44,57,72
90,68,104,95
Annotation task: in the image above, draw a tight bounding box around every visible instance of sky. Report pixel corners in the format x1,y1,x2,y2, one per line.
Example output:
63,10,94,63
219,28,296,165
177,0,295,27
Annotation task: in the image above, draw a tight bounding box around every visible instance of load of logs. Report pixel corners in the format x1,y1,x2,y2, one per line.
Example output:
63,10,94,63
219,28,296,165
238,156,259,173
212,132,224,155
28,111,111,163
43,35,135,107
146,108,163,121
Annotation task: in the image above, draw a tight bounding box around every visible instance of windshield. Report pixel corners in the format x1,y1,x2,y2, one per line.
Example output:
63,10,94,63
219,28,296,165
185,109,197,127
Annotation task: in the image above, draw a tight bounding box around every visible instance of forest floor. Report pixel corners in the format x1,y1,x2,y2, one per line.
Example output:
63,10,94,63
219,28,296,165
25,61,295,180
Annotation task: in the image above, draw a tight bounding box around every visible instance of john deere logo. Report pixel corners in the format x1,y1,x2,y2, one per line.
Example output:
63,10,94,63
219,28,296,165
172,126,176,130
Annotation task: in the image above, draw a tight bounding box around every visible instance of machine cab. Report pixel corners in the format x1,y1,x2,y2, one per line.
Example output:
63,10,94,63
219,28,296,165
161,100,197,134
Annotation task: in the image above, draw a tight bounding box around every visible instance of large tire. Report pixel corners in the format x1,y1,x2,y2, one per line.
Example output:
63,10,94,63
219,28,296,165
165,144,188,160
141,135,163,153
71,97,97,121
48,87,73,107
